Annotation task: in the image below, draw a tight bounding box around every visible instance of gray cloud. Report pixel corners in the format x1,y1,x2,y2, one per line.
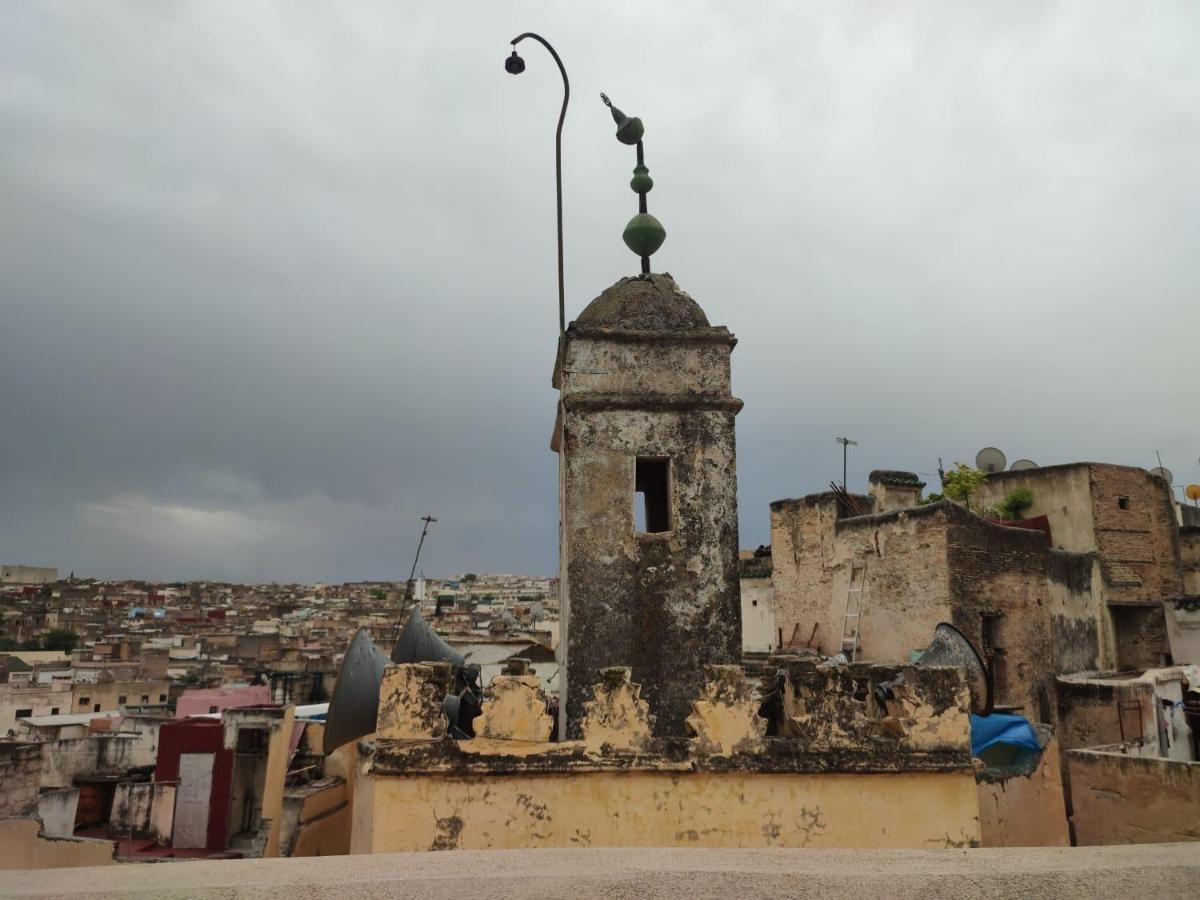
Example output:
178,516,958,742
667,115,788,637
2,2,1198,582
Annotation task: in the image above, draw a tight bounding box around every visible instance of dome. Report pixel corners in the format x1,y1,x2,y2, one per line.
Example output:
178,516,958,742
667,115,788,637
575,274,709,331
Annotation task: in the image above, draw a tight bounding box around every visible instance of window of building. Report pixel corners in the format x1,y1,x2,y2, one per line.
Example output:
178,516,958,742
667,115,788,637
209,705,219,714
1118,496,1130,510
93,704,100,712
634,457,671,533
15,708,32,719
50,707,59,716
159,694,167,703
118,695,127,705
78,696,90,707
140,695,149,703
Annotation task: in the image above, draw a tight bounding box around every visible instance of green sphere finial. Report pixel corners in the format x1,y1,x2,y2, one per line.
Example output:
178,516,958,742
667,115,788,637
601,92,665,273
623,214,666,257
600,92,644,145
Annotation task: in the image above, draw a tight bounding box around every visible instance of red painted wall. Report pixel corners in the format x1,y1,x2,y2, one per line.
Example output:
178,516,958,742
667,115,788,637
155,719,233,851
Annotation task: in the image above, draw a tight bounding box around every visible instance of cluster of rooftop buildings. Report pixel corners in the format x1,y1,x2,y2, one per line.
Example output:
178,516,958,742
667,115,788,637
2,274,1197,878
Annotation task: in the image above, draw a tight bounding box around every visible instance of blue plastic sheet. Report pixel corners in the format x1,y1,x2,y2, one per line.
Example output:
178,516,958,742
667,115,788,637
970,713,1041,757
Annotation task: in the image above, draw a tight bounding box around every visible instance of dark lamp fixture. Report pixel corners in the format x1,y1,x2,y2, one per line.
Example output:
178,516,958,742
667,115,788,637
505,50,525,74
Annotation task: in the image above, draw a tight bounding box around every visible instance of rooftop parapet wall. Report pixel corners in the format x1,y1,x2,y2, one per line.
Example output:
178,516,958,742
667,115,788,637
367,662,974,776
354,664,979,853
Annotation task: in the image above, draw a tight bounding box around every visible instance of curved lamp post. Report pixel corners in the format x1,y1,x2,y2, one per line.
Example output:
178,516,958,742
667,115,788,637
506,33,569,335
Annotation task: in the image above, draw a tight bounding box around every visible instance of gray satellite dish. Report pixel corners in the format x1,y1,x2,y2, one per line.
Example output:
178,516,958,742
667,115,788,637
875,622,994,717
1010,459,1038,471
1149,466,1174,485
975,447,1007,474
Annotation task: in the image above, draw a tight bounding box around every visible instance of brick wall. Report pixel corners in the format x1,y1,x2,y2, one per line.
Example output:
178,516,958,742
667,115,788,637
1090,466,1182,603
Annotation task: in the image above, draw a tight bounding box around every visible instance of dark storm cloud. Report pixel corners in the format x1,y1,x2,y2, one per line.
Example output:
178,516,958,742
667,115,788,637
2,2,1198,582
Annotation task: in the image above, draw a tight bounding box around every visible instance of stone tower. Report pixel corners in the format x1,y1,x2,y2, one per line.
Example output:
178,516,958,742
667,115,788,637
552,273,743,737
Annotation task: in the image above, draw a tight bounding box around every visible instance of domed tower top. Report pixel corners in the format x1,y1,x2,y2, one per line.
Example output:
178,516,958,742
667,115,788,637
575,273,709,332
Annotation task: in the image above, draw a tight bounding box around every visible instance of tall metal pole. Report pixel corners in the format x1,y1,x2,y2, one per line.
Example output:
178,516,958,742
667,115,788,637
404,515,437,609
508,33,569,335
836,436,857,489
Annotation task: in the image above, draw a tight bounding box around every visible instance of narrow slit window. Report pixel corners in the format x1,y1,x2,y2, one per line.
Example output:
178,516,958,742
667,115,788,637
1118,496,1130,510
635,457,671,533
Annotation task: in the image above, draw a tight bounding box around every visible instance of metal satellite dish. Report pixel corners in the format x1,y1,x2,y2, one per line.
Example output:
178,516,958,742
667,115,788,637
975,447,1007,473
875,622,993,717
1010,459,1038,471
1186,484,1200,502
323,628,390,755
1149,466,1174,485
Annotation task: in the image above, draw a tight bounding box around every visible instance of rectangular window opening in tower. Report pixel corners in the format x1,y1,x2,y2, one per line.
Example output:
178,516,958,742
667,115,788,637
635,457,671,534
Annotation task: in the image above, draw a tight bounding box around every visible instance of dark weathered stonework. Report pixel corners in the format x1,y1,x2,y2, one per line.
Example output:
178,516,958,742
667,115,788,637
555,274,742,738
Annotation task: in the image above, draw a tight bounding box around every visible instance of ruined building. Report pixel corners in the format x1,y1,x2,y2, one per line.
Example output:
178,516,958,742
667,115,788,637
552,274,743,737
768,462,1190,735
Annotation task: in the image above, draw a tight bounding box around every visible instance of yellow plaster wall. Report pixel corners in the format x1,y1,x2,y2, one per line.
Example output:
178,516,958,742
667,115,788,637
357,769,980,853
261,707,295,858
0,818,115,869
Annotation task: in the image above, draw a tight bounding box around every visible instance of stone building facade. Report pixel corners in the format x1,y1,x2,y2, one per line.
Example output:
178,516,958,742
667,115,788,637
553,274,742,737
769,496,1102,719
973,463,1183,669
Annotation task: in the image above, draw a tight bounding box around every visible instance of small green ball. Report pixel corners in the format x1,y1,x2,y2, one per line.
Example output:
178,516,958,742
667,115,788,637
630,165,653,194
623,213,666,257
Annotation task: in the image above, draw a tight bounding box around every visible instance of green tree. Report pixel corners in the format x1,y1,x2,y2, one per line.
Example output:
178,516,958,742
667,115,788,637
942,463,987,510
0,636,17,651
43,629,79,652
996,487,1034,521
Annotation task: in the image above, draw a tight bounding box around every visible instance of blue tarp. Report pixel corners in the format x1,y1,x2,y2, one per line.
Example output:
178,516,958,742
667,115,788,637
970,713,1041,757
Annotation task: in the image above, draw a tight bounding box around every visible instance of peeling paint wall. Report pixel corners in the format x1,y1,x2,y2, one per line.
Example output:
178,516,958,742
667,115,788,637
355,662,979,853
357,770,979,853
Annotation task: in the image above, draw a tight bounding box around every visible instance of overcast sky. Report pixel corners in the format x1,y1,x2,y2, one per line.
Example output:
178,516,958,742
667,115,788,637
2,2,1198,583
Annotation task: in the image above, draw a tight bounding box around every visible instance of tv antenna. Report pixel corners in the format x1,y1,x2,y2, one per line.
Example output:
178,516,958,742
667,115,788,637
835,436,857,489
389,515,437,644
975,447,1007,474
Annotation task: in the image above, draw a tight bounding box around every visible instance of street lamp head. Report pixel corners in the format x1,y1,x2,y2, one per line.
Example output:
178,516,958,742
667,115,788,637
505,49,526,74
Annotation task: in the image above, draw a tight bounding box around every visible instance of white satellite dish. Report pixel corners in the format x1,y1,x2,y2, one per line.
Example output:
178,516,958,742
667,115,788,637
975,447,1007,473
1010,459,1038,471
1149,466,1174,485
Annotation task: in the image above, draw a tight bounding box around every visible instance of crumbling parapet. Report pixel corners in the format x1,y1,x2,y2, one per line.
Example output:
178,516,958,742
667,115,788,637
377,662,452,741
581,667,654,753
473,674,554,742
686,665,766,756
762,656,970,753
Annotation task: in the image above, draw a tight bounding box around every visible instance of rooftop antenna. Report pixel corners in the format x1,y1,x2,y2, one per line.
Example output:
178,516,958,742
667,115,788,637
1149,466,1174,488
975,447,1007,474
389,515,437,645
835,436,857,489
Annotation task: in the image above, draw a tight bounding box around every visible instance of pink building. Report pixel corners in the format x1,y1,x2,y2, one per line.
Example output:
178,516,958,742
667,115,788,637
175,685,271,719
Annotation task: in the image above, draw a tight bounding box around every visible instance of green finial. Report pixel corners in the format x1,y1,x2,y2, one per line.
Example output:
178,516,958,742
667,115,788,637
601,93,665,274
600,92,644,145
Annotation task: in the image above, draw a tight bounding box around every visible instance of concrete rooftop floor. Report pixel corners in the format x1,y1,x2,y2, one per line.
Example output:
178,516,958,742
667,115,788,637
4,845,1200,899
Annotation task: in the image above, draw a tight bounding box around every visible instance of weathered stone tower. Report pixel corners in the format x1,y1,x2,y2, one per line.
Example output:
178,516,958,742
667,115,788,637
553,273,743,737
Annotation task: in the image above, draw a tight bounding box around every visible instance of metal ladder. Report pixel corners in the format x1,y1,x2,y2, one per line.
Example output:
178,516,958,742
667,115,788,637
840,562,868,661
